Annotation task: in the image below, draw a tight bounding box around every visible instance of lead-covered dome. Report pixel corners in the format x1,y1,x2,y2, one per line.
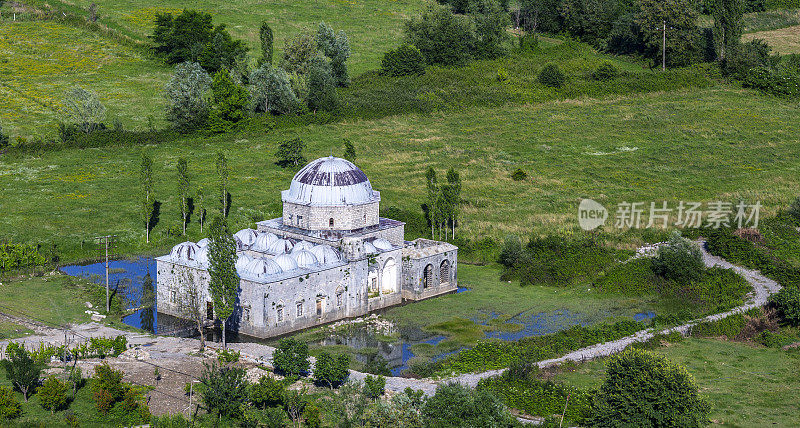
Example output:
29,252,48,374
282,157,379,206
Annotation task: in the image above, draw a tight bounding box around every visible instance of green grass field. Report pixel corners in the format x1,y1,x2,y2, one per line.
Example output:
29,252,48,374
555,338,800,427
0,275,105,327
0,321,33,340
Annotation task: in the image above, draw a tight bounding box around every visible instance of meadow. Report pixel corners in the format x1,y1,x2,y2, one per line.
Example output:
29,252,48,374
555,338,800,427
743,23,800,54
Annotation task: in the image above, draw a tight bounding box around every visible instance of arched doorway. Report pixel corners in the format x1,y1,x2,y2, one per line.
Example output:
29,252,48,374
381,258,397,294
423,264,434,289
440,260,450,285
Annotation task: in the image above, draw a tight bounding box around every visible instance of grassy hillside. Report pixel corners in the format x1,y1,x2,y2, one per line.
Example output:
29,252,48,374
0,21,171,138
744,24,800,54
1,87,799,262
27,0,426,77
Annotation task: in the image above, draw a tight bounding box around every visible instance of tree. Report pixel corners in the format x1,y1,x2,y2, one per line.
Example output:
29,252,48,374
177,157,190,235
281,32,319,75
445,167,461,238
306,58,340,112
712,0,744,61
343,139,357,164
313,351,350,388
538,63,565,88
215,151,229,217
274,138,307,169
380,44,426,77
198,24,249,74
140,152,155,243
196,186,207,233
425,167,441,239
207,216,238,349
175,266,207,351
0,386,21,420
652,231,704,283
199,362,248,419
0,343,41,402
164,62,212,132
0,121,9,150
63,87,106,134
520,0,564,34
151,10,213,65
316,22,351,87
405,4,476,67
470,0,510,60
250,375,286,408
38,376,69,414
209,70,249,129
259,22,274,66
283,387,308,428
635,0,701,68
250,63,299,115
590,348,709,427
140,273,155,333
362,375,385,399
421,382,514,427
272,338,310,378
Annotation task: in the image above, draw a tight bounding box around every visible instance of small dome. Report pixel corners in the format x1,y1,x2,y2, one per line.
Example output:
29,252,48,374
373,238,393,251
274,253,298,271
310,245,340,265
268,238,294,255
196,246,209,266
235,254,254,274
291,240,314,253
251,232,279,252
234,229,259,247
170,242,200,262
243,257,283,279
196,238,209,248
282,157,379,207
294,250,318,268
363,241,378,255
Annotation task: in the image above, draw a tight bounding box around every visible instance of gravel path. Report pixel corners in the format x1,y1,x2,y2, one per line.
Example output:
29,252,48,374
0,240,782,400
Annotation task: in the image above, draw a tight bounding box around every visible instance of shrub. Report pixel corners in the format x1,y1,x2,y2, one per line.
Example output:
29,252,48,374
362,375,386,399
63,86,106,134
496,67,509,82
0,122,9,150
92,362,124,413
209,70,250,126
477,375,593,424
307,58,340,112
38,375,70,414
1,342,41,402
421,382,514,427
651,231,704,283
593,61,619,80
590,348,710,427
404,4,476,67
770,287,800,326
723,39,772,78
216,348,240,364
788,196,800,223
272,338,310,377
510,168,527,181
164,62,212,132
274,138,307,169
313,351,350,388
250,64,300,115
381,44,426,77
691,313,747,338
498,235,524,269
250,375,286,408
199,363,248,419
538,64,565,88
0,386,21,420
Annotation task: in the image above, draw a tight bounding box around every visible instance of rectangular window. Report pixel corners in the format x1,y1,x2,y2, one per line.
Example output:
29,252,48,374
170,290,176,304
336,292,343,307
296,303,304,317
243,307,250,323
297,215,303,226
276,306,284,322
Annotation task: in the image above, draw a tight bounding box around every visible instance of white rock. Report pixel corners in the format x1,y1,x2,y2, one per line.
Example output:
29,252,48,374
90,314,106,322
85,301,93,309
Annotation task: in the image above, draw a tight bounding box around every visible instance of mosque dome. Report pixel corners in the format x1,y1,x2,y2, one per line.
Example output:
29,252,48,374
293,250,319,268
170,242,200,263
196,246,209,266
292,240,314,253
196,238,209,248
282,157,379,207
235,254,254,274
243,257,283,279
268,238,294,255
251,232,279,253
310,244,340,265
363,241,378,255
274,253,298,271
234,229,259,247
372,238,393,251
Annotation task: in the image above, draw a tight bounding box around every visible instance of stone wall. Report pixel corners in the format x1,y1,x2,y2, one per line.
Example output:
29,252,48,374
401,247,458,301
282,201,379,231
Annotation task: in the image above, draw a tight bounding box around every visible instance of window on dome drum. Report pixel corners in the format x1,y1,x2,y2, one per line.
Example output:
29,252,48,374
296,302,303,317
424,264,434,289
276,306,284,322
329,218,334,228
440,260,450,285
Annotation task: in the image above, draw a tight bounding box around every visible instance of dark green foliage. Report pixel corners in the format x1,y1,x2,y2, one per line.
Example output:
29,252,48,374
471,0,510,60
259,22,274,66
0,242,47,273
343,139,357,164
560,0,632,47
722,39,773,78
316,22,351,87
209,70,249,128
0,386,21,420
199,363,248,418
1,342,41,401
38,375,70,414
93,362,125,405
150,413,193,427
361,352,392,376
634,0,702,67
788,196,800,223
510,168,527,181
596,258,657,294
712,0,745,61
313,351,350,388
0,121,9,150
593,61,618,80
272,338,310,377
590,348,710,427
741,64,800,97
249,375,286,408
307,59,340,112
651,232,704,283
498,235,523,269
380,44,426,77
274,138,307,169
690,313,747,338
538,63,565,88
362,375,386,399
250,64,299,115
198,24,249,75
404,4,477,67
421,382,514,427
770,287,800,326
519,0,564,33
207,216,238,348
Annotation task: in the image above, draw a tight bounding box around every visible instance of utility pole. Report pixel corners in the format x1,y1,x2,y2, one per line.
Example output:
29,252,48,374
662,20,666,72
94,235,116,313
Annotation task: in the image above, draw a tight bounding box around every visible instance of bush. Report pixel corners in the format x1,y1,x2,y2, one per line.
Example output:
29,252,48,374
313,352,350,388
0,122,9,150
199,363,248,419
788,196,800,223
250,375,286,409
477,375,593,424
164,62,212,132
274,138,307,169
250,64,300,115
92,362,124,413
272,338,310,377
723,39,773,78
770,287,800,326
1,342,41,402
0,386,21,420
307,58,340,112
404,4,476,67
421,382,514,427
690,313,748,338
593,61,618,80
538,63,565,88
209,70,250,127
510,168,527,181
38,375,70,414
362,375,386,399
590,348,710,427
498,235,524,269
381,44,426,77
651,231,704,283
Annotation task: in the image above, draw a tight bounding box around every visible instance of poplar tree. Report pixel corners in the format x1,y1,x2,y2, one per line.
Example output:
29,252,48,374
712,0,744,61
177,157,190,235
259,22,274,66
197,186,206,233
140,153,155,243
216,151,229,217
425,167,439,240
208,216,238,349
446,167,461,239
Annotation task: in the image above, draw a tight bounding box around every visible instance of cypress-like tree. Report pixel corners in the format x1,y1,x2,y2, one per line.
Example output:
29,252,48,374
446,167,461,239
712,0,744,60
425,167,439,240
215,151,229,217
140,153,155,243
177,157,190,235
197,186,206,233
259,22,274,66
207,216,238,349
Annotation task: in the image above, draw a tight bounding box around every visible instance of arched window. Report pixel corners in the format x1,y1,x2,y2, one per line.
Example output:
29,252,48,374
423,264,434,289
382,258,397,294
329,218,335,228
440,260,450,285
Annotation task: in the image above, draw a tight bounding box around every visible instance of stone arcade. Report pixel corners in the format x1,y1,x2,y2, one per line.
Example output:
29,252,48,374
155,157,457,338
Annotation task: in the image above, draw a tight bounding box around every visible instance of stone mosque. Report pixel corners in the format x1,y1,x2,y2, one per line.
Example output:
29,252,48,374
155,157,458,338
